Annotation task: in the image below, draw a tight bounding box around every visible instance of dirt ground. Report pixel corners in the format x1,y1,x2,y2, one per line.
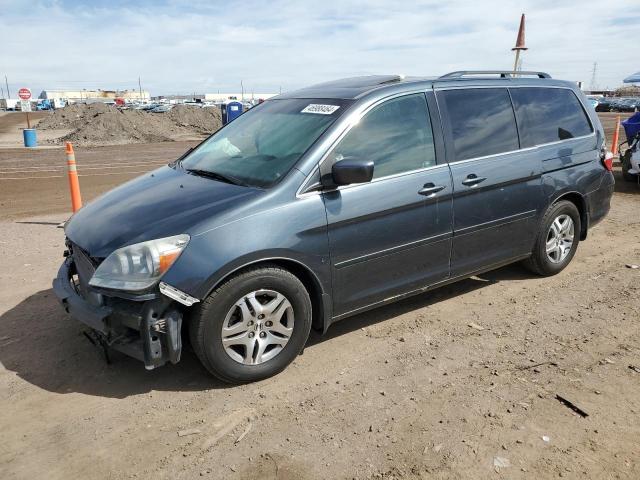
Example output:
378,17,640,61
0,115,639,480
0,111,56,148
0,141,199,220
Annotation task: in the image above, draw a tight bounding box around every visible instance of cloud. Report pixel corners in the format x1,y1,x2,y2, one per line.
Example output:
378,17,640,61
0,0,635,96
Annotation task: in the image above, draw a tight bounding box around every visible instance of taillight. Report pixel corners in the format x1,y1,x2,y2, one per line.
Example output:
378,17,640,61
602,151,614,171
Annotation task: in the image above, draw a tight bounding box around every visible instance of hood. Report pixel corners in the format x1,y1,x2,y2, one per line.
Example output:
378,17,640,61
65,165,260,257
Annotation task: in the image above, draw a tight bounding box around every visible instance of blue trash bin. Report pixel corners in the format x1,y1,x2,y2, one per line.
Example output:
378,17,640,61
23,129,37,148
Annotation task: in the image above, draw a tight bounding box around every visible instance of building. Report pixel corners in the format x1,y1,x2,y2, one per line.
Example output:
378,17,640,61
152,93,277,103
38,89,150,103
151,94,206,102
584,89,616,97
203,93,277,102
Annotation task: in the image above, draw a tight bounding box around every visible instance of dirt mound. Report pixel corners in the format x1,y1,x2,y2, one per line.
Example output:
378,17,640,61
168,105,223,134
38,104,222,146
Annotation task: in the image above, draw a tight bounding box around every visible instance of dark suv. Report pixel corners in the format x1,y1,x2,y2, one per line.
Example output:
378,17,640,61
54,71,615,383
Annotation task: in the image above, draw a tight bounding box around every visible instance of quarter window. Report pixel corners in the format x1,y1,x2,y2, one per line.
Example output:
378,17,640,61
510,88,593,147
439,88,519,161
327,94,436,179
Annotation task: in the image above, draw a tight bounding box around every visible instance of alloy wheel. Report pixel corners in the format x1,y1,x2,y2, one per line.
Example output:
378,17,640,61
220,289,294,365
546,214,574,263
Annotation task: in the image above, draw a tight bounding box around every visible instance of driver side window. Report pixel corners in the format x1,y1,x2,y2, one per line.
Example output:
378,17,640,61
327,93,436,179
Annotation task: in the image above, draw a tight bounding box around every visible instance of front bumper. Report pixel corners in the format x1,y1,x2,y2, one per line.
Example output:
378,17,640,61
53,257,184,369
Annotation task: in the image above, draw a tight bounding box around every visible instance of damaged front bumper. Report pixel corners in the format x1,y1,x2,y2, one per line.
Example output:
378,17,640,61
52,256,184,370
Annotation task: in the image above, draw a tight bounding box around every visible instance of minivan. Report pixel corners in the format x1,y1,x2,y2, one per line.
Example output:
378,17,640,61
53,71,615,383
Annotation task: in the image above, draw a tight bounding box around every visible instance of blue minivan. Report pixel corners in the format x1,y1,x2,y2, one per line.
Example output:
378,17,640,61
54,71,614,383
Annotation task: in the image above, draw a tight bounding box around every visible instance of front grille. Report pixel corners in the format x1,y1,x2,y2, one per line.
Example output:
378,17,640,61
70,242,103,306
72,244,96,291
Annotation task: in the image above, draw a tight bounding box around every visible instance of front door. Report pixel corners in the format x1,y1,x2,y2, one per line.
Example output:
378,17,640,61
321,93,453,317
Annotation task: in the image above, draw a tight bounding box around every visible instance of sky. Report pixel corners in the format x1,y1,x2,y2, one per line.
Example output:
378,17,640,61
1,0,638,97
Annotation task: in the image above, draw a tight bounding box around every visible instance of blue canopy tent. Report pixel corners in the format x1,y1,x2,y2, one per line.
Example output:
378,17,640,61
621,73,640,142
623,71,640,83
622,112,640,143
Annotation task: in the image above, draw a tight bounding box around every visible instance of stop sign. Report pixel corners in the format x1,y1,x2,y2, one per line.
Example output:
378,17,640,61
18,88,31,100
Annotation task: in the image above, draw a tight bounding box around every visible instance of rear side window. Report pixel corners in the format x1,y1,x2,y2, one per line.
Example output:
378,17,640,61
328,93,436,179
510,87,593,147
438,88,519,161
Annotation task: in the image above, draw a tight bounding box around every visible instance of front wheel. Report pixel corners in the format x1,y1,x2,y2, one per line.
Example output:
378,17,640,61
190,266,312,384
523,200,581,276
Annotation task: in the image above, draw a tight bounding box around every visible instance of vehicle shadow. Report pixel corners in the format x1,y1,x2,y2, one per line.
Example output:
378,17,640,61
0,289,222,398
307,263,530,346
0,264,531,398
613,167,640,193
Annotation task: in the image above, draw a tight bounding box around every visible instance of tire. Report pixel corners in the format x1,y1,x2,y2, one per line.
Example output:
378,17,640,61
621,150,635,182
189,265,312,383
523,200,581,276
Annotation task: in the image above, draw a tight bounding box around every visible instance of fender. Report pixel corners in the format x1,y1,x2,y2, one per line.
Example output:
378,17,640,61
545,189,588,239
188,250,333,333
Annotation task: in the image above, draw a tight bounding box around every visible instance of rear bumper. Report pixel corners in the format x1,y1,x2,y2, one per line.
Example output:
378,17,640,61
53,257,184,369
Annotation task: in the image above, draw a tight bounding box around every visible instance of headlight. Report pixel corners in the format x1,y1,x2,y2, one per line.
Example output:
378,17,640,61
89,234,189,292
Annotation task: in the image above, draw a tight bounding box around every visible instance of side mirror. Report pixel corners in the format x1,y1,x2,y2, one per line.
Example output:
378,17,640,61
331,158,374,186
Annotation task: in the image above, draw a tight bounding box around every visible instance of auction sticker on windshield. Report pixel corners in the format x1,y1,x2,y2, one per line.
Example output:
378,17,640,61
301,104,340,115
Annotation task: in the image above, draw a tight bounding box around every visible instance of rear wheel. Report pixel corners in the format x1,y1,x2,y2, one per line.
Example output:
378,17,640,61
190,266,312,383
523,200,581,276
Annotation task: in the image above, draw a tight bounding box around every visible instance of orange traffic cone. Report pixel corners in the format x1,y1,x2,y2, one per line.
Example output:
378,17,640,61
65,142,83,212
611,116,621,156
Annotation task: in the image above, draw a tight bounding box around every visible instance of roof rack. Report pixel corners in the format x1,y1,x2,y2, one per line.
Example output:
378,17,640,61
439,70,551,79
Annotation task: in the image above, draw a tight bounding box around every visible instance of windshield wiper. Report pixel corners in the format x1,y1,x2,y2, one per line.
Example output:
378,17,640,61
185,168,247,186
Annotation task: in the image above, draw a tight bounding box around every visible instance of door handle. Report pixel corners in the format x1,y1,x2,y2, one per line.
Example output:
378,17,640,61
461,174,487,187
418,183,446,196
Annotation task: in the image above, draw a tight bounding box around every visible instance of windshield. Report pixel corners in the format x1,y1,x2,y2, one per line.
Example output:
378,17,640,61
179,98,351,188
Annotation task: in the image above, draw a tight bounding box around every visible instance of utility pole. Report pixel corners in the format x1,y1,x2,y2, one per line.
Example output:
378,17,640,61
1,85,4,99
138,76,143,100
512,14,527,76
4,75,10,98
589,62,598,92
241,80,244,102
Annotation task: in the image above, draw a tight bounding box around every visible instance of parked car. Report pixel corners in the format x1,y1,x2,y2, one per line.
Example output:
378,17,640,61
595,97,614,112
150,104,172,113
612,98,640,112
133,103,157,111
53,71,614,383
